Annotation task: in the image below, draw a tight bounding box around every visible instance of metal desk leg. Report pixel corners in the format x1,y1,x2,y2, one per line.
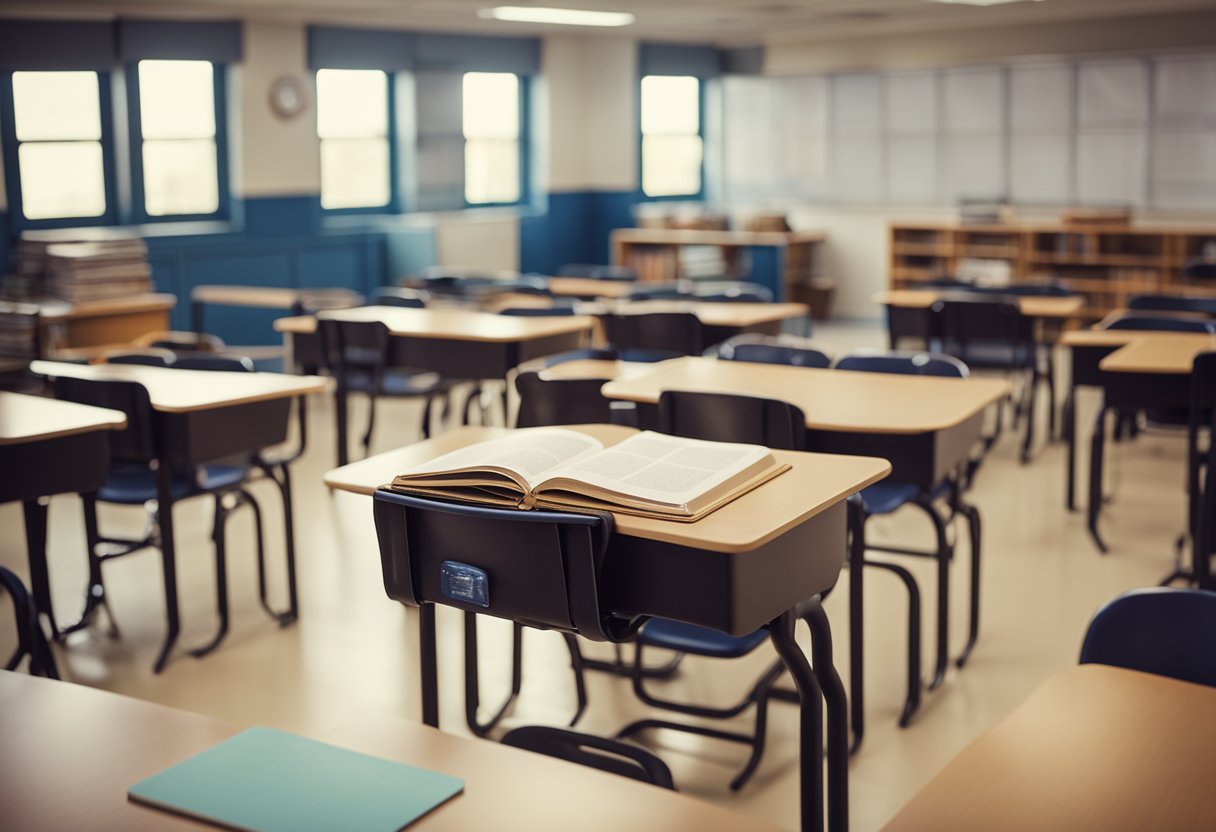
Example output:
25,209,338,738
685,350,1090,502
21,498,56,639
419,603,440,728
1020,365,1038,465
1087,407,1109,554
845,497,865,754
334,384,350,467
1064,381,1077,511
768,607,826,832
152,464,182,674
802,598,848,832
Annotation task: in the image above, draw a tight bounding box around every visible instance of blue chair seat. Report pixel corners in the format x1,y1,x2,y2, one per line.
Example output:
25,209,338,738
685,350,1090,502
99,464,250,504
343,369,443,396
860,480,951,516
638,618,768,658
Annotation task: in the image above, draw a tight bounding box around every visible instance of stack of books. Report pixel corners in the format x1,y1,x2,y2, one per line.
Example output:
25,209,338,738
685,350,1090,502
17,229,151,303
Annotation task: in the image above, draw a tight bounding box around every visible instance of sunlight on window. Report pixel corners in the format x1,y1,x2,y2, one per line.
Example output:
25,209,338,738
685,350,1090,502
138,60,219,216
641,75,703,197
317,69,390,209
12,71,106,219
463,72,521,204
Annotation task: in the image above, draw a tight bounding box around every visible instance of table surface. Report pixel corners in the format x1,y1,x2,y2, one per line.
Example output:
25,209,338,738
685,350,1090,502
190,285,363,310
28,361,327,414
273,305,596,343
18,293,177,323
0,391,127,445
873,289,1084,319
882,665,1216,832
538,359,654,382
612,227,825,246
324,424,890,554
601,356,1010,435
0,672,780,832
544,276,637,299
1098,332,1216,374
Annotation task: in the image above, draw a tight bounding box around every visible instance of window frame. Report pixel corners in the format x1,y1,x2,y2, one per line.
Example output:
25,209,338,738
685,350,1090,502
638,73,706,202
125,59,231,224
315,67,400,216
0,69,120,230
461,71,530,209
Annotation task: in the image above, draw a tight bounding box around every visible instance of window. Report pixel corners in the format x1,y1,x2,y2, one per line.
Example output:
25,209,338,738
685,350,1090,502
316,69,391,210
136,60,220,217
463,72,522,205
11,71,107,221
640,75,702,198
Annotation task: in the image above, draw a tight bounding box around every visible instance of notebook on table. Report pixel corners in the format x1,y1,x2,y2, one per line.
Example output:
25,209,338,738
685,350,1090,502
128,727,464,832
389,427,789,522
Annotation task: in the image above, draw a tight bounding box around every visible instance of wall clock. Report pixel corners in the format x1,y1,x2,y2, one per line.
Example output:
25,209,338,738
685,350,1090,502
269,75,308,119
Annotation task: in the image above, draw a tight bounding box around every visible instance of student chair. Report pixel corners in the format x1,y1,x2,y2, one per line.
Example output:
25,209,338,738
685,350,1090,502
716,334,831,368
0,566,59,678
0,302,43,391
602,312,705,362
50,376,269,668
104,349,177,367
1079,588,1216,688
498,303,578,317
625,284,694,302
372,491,642,737
833,350,982,748
558,264,638,282
514,371,614,428
370,287,430,308
317,318,449,465
1127,293,1216,317
500,726,675,788
135,330,227,355
611,390,812,790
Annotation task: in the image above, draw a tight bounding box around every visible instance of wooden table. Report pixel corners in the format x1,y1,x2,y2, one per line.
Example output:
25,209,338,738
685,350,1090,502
882,665,1216,832
538,359,654,382
29,361,326,671
328,424,890,832
0,392,126,639
610,300,811,342
27,293,176,354
0,672,780,832
873,289,1084,320
545,276,637,300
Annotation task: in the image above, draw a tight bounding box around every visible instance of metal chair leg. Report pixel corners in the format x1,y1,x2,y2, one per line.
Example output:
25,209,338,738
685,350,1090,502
845,495,866,754
955,501,982,668
464,613,524,737
563,634,589,727
1088,406,1110,553
912,496,952,691
191,494,231,658
802,598,848,832
863,559,922,727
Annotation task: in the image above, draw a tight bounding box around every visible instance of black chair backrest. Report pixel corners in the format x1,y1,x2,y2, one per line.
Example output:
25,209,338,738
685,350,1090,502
603,312,704,357
626,285,692,302
373,490,639,642
499,305,577,317
934,296,1027,364
318,318,391,378
371,287,429,309
834,349,968,378
1182,260,1216,282
717,335,831,369
173,353,255,372
501,726,675,789
1127,294,1216,317
105,349,176,367
0,303,42,364
1103,315,1216,334
0,566,58,678
52,377,156,463
515,371,613,428
657,390,805,450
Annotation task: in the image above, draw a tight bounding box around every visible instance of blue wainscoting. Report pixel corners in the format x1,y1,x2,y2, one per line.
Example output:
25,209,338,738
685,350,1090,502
520,189,638,275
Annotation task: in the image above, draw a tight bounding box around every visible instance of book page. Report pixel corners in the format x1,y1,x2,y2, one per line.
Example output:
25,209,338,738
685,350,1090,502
397,428,603,490
537,431,771,509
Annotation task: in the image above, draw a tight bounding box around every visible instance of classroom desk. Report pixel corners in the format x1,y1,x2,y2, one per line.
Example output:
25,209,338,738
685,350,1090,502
0,392,126,639
873,289,1084,320
328,424,891,832
0,672,779,832
29,361,326,672
881,665,1216,832
545,276,638,300
602,356,1009,700
22,293,177,354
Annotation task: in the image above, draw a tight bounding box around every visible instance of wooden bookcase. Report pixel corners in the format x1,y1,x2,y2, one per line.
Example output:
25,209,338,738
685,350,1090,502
889,221,1216,319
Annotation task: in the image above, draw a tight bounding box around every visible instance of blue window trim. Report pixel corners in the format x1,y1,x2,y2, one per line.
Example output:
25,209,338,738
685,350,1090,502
125,60,232,225
318,68,401,216
1,69,121,231
463,71,530,210
637,74,707,203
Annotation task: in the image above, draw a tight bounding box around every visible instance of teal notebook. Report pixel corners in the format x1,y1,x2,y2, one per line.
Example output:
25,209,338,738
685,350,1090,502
128,727,464,832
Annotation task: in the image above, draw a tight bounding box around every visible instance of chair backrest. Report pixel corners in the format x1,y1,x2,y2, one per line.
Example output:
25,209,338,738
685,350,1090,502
105,349,176,367
717,334,831,369
1079,588,1216,688
371,287,429,309
695,283,774,303
1102,314,1216,334
934,296,1025,347
52,377,156,463
500,726,675,789
603,312,704,358
515,371,614,428
558,264,637,281
317,318,391,379
1182,260,1216,282
499,305,577,317
0,566,58,678
1127,293,1216,317
625,284,692,302
542,347,620,368
372,490,639,642
657,390,805,450
834,349,969,378
141,331,226,354
172,353,255,372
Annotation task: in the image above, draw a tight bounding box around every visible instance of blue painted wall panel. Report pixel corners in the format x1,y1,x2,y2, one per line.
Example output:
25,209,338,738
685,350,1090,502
296,243,368,292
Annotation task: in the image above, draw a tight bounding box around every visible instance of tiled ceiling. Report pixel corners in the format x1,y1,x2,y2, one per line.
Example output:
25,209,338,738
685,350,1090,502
4,0,1216,45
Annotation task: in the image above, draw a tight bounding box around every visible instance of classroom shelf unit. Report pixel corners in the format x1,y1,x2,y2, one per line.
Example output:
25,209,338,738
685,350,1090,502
889,221,1216,319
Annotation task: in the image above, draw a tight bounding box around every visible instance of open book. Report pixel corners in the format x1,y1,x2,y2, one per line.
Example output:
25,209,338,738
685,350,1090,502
389,428,790,522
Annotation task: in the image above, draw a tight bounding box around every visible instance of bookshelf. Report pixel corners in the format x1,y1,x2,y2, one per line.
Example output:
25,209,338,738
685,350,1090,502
889,221,1216,319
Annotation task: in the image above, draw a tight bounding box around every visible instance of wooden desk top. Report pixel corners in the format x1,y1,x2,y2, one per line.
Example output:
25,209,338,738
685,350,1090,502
601,357,1010,435
1099,333,1216,375
612,228,825,247
873,289,1084,319
0,391,126,446
538,360,655,382
324,424,890,554
545,277,637,299
611,301,809,328
29,361,327,414
191,285,363,310
274,306,595,343
882,665,1216,832
27,293,177,323
0,673,779,832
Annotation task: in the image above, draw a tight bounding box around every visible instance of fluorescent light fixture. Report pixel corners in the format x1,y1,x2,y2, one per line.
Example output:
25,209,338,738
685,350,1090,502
931,0,1044,5
479,6,636,27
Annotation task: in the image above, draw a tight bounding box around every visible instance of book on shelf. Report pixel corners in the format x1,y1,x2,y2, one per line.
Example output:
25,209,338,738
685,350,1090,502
389,427,790,522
